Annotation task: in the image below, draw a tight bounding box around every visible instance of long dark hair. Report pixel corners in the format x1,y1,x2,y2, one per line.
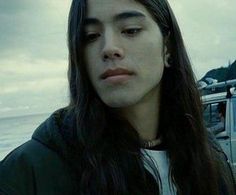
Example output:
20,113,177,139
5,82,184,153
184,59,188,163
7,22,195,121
62,0,235,194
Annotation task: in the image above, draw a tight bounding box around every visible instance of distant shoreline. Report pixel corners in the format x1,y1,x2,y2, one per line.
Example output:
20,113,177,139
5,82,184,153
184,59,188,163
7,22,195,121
0,112,50,121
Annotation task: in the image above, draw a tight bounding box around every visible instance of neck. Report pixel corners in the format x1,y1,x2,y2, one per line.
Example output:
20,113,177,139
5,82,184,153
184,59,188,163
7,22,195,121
115,85,161,141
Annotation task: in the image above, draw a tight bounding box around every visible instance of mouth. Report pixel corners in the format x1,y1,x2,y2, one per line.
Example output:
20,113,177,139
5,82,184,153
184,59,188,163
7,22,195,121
100,68,135,80
102,74,134,84
100,67,135,84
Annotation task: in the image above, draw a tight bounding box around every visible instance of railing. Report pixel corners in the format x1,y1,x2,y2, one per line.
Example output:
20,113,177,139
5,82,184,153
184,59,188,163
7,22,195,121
198,79,236,97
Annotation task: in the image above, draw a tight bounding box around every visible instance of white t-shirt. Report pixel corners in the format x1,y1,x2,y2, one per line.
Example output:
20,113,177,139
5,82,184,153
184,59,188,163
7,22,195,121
141,149,177,195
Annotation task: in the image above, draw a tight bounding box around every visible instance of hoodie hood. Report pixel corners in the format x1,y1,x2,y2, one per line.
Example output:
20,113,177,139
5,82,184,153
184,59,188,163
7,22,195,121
31,108,73,158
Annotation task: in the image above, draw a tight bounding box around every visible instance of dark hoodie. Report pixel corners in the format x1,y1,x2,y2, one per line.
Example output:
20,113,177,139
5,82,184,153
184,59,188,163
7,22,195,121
0,108,235,195
0,108,79,195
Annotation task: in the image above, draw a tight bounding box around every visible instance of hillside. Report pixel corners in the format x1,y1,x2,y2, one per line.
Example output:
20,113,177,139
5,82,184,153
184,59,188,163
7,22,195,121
200,60,236,82
199,60,236,95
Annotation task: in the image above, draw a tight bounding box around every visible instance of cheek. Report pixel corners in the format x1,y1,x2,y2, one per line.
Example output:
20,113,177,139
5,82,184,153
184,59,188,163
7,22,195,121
129,39,164,72
129,29,164,61
85,48,94,66
85,49,99,80
130,38,165,87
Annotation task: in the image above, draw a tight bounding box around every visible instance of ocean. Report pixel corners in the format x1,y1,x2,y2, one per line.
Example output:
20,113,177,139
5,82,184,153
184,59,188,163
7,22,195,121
0,113,50,161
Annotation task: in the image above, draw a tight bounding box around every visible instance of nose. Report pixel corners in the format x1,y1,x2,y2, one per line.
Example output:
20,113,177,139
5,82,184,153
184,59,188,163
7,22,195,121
101,31,124,62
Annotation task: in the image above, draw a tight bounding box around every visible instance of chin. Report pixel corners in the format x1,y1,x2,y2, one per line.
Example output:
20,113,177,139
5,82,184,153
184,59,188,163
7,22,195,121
102,95,140,108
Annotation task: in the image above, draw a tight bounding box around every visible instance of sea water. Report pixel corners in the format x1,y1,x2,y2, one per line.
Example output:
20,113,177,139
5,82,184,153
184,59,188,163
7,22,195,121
0,113,50,160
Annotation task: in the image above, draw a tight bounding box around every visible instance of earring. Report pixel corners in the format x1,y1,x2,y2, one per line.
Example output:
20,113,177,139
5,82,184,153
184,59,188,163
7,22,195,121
164,53,172,68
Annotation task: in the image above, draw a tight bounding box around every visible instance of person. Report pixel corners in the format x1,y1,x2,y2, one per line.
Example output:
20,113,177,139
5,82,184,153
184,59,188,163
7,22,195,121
0,0,235,194
207,102,226,135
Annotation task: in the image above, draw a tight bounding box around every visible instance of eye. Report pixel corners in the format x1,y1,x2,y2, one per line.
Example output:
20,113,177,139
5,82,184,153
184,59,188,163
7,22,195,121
85,33,100,42
122,28,142,36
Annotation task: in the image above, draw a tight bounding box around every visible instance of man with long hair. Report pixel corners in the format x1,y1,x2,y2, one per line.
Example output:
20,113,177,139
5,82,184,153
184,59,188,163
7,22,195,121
207,102,226,135
0,0,235,194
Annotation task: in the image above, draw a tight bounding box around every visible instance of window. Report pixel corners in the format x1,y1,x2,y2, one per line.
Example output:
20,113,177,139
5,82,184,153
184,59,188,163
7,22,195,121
203,101,226,135
233,99,236,132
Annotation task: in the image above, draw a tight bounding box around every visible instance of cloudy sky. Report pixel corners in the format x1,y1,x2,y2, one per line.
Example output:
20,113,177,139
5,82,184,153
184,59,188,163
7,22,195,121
0,0,235,118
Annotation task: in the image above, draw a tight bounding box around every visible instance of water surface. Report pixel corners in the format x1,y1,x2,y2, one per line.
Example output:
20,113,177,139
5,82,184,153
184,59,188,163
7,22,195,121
0,113,50,160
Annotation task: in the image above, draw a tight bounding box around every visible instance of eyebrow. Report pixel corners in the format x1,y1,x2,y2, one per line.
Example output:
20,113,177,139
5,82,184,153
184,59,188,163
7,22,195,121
84,11,146,26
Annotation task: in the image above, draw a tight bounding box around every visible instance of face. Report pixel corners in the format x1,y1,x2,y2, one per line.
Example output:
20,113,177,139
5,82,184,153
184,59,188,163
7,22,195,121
84,0,168,108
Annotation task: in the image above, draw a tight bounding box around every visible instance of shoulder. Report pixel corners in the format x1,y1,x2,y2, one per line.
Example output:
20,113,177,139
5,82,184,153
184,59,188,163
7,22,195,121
0,140,44,194
0,139,75,195
207,130,230,170
207,131,236,195
1,138,63,168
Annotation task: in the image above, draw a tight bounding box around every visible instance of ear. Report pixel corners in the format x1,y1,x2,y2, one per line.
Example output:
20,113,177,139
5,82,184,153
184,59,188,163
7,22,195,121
163,31,171,68
164,45,171,68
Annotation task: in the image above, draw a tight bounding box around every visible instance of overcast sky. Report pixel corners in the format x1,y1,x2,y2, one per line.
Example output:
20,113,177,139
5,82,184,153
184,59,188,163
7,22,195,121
0,0,235,118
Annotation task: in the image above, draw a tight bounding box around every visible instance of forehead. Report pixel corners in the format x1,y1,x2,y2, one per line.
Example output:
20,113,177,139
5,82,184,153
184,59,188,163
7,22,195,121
86,0,154,23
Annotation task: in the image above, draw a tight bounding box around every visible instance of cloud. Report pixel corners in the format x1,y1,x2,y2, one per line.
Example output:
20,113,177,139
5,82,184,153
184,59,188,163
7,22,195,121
0,53,67,79
0,107,12,113
169,0,236,78
0,106,30,113
0,0,235,117
0,78,67,95
0,54,68,94
0,78,69,118
0,1,71,118
0,53,68,118
0,0,71,61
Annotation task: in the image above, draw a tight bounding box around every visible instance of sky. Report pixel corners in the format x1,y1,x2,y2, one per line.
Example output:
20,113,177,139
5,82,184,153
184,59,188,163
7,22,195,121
0,0,235,118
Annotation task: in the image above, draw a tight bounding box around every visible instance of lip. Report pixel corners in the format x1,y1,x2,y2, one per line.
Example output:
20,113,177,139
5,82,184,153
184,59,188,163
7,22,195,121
100,68,135,80
103,74,134,84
